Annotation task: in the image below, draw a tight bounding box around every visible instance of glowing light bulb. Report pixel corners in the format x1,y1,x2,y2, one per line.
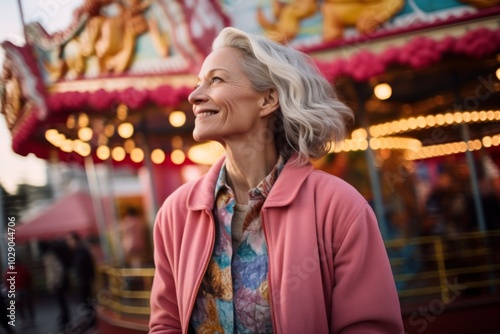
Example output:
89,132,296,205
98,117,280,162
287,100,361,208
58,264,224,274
75,141,91,156
117,103,128,120
96,145,110,160
66,115,76,129
118,122,134,139
78,113,89,127
124,139,135,153
112,147,126,161
151,149,165,164
374,83,392,100
169,111,187,127
60,139,73,152
45,129,58,143
104,124,115,137
78,127,93,141
171,149,186,164
130,148,144,163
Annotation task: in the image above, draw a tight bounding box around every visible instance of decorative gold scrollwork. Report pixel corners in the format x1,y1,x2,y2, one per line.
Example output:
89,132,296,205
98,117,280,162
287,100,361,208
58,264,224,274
1,65,23,129
45,0,169,81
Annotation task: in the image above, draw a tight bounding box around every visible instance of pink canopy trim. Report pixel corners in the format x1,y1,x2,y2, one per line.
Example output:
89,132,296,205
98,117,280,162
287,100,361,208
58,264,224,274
315,26,500,82
45,85,192,113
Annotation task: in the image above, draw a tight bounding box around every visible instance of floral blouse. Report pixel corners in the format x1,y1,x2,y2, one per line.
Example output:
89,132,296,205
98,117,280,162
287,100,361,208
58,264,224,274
190,156,285,333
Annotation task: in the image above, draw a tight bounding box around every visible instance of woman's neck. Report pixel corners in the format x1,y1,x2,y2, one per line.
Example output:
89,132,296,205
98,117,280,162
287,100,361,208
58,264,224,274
223,139,278,204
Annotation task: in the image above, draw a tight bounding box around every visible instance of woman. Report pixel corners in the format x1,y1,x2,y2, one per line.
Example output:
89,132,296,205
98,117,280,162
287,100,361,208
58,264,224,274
150,27,403,333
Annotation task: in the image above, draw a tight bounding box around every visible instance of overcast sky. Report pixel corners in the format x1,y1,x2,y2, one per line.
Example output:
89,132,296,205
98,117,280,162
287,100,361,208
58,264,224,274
0,0,82,193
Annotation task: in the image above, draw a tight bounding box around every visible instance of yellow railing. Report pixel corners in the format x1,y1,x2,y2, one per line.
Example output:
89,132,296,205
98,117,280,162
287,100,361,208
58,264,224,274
96,230,500,317
385,229,500,302
97,266,155,317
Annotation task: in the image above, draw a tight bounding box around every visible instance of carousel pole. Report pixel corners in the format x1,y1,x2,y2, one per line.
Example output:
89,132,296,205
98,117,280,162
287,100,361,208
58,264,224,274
141,139,160,241
15,0,28,43
460,123,487,232
138,120,160,241
105,158,125,266
354,81,389,240
84,155,112,263
363,130,390,239
450,75,487,232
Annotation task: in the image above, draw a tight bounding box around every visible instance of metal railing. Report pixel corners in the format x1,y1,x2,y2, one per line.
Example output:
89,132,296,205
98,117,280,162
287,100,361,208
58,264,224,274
97,266,154,318
386,229,500,303
96,230,500,317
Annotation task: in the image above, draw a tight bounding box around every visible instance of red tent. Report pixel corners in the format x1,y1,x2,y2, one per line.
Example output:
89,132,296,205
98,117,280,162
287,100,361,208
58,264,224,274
15,191,99,243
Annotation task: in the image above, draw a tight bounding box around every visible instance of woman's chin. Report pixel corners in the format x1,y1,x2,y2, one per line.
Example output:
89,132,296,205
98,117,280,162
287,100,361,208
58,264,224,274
192,130,215,143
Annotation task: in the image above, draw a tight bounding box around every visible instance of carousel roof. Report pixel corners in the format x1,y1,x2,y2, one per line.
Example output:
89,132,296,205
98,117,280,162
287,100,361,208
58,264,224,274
1,0,499,165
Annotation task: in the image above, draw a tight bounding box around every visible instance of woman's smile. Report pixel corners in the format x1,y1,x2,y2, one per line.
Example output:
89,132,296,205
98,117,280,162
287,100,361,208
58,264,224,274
195,110,219,119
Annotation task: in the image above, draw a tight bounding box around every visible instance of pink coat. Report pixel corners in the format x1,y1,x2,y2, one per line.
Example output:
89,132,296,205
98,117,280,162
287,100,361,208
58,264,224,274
150,157,404,333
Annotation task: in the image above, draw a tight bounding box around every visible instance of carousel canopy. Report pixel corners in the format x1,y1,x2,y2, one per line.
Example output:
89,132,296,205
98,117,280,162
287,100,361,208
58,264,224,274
1,0,500,165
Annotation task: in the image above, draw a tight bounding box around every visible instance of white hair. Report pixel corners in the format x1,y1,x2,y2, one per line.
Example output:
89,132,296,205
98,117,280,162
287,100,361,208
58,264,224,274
212,27,353,165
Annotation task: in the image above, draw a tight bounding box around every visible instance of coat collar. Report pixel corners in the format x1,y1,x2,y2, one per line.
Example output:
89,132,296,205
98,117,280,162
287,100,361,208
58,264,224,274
186,154,314,211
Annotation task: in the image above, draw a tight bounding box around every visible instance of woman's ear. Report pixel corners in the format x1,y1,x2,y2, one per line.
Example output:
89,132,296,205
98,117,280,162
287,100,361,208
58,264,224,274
260,88,280,117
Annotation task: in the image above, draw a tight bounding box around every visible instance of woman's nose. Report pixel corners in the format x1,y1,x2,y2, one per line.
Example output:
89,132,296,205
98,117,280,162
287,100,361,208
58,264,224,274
188,86,208,105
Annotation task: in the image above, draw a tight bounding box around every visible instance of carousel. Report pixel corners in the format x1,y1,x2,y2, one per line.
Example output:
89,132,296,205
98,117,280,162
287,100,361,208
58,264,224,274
2,0,500,333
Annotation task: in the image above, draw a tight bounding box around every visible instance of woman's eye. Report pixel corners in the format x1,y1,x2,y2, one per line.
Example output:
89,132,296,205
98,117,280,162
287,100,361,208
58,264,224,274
211,76,222,84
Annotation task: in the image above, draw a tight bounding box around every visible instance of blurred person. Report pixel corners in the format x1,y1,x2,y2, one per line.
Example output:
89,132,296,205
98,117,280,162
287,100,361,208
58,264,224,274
425,171,465,234
149,27,403,333
464,158,500,232
66,232,96,331
41,241,71,330
120,206,147,268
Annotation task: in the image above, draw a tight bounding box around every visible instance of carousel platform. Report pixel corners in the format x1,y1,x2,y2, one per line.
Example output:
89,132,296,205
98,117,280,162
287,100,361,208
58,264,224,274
96,308,148,334
401,295,500,334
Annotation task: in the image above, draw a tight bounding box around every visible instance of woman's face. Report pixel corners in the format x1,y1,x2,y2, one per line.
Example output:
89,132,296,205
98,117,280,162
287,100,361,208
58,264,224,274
188,47,272,143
